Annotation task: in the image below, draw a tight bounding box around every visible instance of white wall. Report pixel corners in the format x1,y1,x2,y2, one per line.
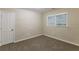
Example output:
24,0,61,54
16,9,42,41
43,8,79,46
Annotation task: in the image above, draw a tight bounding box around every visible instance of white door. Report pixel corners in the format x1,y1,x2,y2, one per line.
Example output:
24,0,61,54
1,11,15,45
0,11,1,45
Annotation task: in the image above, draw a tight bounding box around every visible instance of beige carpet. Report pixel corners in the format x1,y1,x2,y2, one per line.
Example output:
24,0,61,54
0,35,79,51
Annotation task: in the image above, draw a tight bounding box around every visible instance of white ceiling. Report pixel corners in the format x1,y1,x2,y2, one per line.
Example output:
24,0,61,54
23,8,56,13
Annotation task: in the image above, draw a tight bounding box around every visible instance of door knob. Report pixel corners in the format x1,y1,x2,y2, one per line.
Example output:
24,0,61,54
11,29,14,31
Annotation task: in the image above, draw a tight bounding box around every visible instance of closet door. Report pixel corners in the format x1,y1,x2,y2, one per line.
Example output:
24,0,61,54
8,12,15,44
1,11,15,45
0,11,1,45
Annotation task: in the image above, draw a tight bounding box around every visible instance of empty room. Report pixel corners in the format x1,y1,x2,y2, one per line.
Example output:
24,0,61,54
0,8,79,51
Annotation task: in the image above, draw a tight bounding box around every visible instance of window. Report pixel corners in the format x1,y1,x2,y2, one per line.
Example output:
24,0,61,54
48,15,55,26
47,13,68,27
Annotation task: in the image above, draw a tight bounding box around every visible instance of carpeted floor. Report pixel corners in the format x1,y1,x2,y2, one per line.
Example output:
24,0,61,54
0,35,79,51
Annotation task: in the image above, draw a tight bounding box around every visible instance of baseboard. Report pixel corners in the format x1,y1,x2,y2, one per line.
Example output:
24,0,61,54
0,43,1,46
44,34,79,46
14,34,43,43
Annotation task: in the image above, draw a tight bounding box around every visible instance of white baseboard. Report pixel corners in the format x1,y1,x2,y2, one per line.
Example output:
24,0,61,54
44,34,79,46
14,34,43,43
1,34,79,47
0,43,1,46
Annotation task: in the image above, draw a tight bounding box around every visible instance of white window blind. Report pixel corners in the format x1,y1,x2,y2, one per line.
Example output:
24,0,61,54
48,15,55,26
56,13,67,27
47,13,68,27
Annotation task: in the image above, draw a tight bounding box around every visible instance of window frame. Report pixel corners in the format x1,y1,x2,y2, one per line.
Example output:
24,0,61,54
47,12,68,27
